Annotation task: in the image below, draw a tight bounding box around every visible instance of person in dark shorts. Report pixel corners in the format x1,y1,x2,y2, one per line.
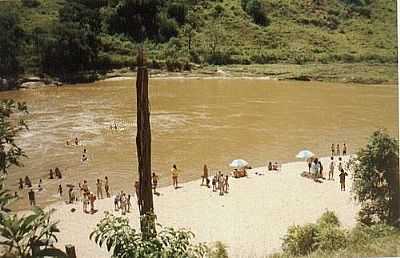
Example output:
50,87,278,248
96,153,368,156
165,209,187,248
343,143,347,156
104,176,110,198
18,178,23,190
339,169,348,191
58,184,63,196
331,144,335,156
308,160,312,173
212,175,217,192
28,189,35,206
329,157,335,180
49,169,54,179
152,172,159,194
201,164,208,186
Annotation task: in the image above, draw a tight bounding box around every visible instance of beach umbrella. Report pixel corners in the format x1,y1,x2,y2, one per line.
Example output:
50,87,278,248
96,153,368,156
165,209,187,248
229,159,249,169
296,150,314,160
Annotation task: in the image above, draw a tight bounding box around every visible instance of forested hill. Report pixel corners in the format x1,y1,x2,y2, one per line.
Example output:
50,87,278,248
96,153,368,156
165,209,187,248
0,0,397,81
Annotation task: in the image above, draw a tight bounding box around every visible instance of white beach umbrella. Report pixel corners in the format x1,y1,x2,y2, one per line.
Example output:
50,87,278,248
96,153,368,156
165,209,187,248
229,159,249,169
296,150,314,160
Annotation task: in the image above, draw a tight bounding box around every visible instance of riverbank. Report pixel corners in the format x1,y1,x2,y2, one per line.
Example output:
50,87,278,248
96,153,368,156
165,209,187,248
4,63,397,91
18,155,359,258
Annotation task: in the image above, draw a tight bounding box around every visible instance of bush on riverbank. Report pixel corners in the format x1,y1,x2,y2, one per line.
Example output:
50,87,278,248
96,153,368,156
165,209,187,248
276,211,400,258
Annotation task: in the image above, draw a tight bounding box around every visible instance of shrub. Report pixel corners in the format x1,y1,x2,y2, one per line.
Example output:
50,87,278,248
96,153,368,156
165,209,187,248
282,224,318,256
241,0,268,26
315,225,348,251
90,212,208,258
317,210,341,228
209,241,229,258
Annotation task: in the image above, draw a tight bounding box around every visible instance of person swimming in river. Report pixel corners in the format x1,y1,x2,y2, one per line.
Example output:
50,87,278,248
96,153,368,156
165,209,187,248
81,154,88,162
55,167,62,179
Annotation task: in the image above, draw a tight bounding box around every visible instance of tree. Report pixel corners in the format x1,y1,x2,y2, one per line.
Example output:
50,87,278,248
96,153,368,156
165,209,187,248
241,0,268,26
0,207,60,258
90,212,208,258
351,129,399,226
0,9,24,78
0,100,28,175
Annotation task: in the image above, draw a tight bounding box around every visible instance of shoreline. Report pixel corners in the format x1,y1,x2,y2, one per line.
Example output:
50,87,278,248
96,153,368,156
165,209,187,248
16,155,359,258
6,63,398,91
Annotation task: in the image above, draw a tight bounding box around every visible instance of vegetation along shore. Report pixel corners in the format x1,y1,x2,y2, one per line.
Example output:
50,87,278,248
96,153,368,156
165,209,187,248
0,0,397,89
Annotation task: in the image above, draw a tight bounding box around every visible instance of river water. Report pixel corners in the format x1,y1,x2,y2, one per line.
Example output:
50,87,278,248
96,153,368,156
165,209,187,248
0,78,398,210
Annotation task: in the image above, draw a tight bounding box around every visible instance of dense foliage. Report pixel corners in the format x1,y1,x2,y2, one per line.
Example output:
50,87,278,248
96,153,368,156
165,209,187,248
0,0,397,81
0,207,60,258
0,100,28,174
281,210,399,257
350,129,399,226
90,212,208,258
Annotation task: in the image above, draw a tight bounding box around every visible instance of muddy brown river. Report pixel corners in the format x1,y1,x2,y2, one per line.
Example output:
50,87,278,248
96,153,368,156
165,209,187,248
0,78,398,210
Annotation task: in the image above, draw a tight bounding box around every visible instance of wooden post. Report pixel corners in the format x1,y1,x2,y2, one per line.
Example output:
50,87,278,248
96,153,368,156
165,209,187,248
136,48,156,238
65,244,77,258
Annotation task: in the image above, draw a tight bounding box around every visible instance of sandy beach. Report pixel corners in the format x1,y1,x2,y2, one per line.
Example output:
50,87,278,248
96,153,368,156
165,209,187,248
17,155,359,258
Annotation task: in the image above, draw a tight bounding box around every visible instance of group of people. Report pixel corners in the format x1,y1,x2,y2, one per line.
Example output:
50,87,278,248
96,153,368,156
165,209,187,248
268,161,280,171
331,143,347,156
200,164,229,196
306,144,350,191
113,191,132,215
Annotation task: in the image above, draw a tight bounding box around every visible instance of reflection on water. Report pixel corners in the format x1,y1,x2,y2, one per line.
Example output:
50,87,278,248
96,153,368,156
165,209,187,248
0,79,397,210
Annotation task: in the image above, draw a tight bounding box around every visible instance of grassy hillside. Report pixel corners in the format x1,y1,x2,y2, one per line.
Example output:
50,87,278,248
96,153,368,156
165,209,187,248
1,0,397,82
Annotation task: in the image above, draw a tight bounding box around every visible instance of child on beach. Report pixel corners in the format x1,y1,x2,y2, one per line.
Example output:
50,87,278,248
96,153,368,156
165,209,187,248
212,175,217,192
339,169,348,191
268,162,273,171
343,143,347,155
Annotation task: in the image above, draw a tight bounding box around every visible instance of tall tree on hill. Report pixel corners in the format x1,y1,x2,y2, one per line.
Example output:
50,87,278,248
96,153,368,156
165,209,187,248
351,129,399,227
0,8,24,79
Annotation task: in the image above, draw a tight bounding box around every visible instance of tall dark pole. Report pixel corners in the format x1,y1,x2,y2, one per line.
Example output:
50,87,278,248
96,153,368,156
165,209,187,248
136,48,156,238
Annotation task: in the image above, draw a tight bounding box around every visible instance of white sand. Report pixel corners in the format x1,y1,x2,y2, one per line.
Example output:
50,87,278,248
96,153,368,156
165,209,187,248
23,156,359,258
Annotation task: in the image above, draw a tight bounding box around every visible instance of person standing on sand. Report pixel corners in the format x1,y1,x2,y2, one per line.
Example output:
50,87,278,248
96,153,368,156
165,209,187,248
49,169,54,179
343,143,347,156
83,193,88,213
336,144,340,156
28,189,35,206
114,193,120,211
55,167,62,179
339,169,348,191
120,192,126,215
127,194,132,212
219,173,225,196
82,180,89,193
152,172,159,194
318,161,323,178
307,159,312,173
171,164,179,189
74,137,79,146
18,178,23,190
329,157,335,180
96,179,103,199
224,175,229,193
58,184,63,196
104,176,110,198
331,144,335,156
212,174,217,192
89,192,96,213
201,164,208,186
338,157,343,174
